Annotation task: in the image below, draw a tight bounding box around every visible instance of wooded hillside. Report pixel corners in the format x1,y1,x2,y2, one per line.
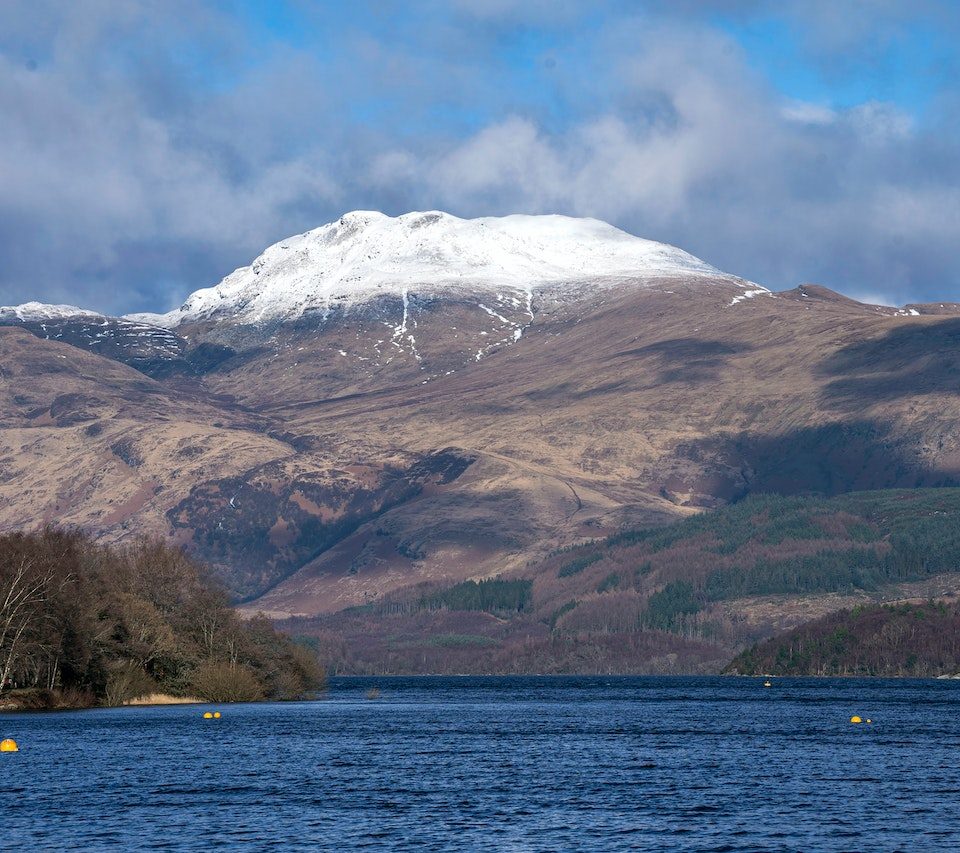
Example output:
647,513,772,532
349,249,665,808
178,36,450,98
0,529,322,708
726,601,960,676
293,488,960,674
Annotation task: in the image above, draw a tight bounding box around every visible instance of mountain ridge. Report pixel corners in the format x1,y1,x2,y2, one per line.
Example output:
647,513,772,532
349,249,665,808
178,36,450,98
4,211,960,675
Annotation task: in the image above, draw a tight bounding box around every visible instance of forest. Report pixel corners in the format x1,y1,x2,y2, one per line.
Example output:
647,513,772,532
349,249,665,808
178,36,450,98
0,528,323,709
544,488,960,632
292,488,960,674
419,579,533,614
726,601,960,676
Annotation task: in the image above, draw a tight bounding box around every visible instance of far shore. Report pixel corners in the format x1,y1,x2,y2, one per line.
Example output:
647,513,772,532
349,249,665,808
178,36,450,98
5,673,960,713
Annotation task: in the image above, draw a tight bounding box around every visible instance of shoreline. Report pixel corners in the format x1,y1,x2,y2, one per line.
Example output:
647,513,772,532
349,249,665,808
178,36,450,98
123,693,205,706
1,691,207,714
327,671,960,680
1,690,326,714
6,673,959,713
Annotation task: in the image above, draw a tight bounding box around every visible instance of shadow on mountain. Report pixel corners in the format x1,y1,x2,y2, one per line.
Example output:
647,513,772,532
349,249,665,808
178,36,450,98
673,420,960,502
818,319,960,409
613,337,754,384
170,449,475,601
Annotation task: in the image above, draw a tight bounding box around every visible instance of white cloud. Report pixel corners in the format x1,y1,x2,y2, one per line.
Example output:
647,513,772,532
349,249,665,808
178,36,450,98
782,101,837,125
0,1,958,312
847,101,914,141
354,25,959,306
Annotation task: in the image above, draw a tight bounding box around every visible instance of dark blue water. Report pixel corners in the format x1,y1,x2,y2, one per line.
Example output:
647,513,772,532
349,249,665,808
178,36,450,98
1,676,959,851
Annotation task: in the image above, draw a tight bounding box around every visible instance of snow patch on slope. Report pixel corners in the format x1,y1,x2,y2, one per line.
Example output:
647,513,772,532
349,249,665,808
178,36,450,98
728,288,771,306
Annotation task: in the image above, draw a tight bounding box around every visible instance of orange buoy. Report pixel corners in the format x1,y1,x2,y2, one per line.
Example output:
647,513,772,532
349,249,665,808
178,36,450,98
0,738,18,752
850,716,862,724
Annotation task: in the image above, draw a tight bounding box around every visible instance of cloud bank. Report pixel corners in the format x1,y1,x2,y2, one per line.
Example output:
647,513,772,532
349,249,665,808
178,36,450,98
2,0,959,313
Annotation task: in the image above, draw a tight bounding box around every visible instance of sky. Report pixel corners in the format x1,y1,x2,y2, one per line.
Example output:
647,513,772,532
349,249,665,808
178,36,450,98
2,0,959,314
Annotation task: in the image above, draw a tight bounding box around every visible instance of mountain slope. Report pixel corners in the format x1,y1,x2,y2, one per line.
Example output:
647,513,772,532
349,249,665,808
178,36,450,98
3,211,960,631
248,282,960,616
290,488,960,674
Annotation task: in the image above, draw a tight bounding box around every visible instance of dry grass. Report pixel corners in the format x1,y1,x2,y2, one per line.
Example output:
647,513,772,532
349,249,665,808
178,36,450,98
124,693,204,706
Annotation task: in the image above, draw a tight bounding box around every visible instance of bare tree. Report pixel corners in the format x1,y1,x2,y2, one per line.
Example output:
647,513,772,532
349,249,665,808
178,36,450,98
0,555,55,689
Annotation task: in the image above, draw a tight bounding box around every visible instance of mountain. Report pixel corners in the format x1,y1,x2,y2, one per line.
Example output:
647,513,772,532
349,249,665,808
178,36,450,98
131,210,727,327
290,488,960,674
126,210,751,398
0,301,187,376
4,210,960,672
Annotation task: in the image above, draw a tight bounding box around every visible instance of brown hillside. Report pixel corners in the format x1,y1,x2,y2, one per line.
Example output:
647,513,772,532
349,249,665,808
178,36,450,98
4,276,960,617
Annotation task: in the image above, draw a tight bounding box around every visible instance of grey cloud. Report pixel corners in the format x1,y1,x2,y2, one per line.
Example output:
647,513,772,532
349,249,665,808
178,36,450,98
1,1,959,314
0,1,346,313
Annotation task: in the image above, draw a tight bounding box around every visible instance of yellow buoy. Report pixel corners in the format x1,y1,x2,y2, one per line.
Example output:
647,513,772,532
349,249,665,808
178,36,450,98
850,715,862,724
203,712,214,719
213,712,221,719
0,738,18,752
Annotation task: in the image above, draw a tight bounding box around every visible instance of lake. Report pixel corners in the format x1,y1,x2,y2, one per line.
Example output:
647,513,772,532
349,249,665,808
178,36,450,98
1,676,958,851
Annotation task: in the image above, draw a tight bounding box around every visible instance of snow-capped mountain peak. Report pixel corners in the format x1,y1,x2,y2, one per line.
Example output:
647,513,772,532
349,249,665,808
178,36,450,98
134,211,743,328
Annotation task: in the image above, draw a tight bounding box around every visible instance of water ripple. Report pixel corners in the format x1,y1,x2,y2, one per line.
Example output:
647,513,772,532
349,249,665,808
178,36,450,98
0,675,958,851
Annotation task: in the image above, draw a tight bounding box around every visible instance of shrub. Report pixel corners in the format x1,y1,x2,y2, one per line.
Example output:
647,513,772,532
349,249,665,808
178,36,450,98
191,662,264,703
103,660,159,707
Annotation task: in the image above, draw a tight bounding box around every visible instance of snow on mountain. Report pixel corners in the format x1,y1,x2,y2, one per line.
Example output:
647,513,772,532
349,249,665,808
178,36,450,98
0,302,103,323
132,211,749,328
0,301,186,372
